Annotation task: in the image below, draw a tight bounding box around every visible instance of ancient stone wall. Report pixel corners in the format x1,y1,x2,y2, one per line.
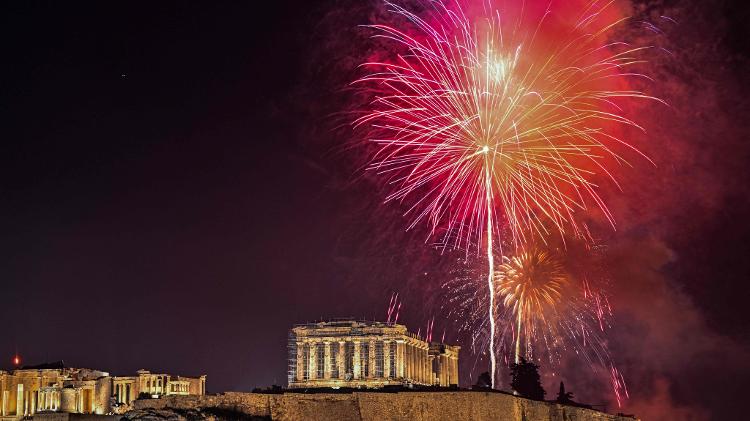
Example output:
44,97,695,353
269,394,360,421
33,413,121,421
132,391,637,421
34,412,71,421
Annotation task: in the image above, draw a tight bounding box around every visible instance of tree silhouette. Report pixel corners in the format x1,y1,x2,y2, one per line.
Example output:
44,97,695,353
556,381,574,404
509,358,546,400
474,371,492,389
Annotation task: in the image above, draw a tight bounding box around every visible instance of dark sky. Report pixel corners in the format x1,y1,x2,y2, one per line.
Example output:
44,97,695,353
0,0,349,389
1,1,749,419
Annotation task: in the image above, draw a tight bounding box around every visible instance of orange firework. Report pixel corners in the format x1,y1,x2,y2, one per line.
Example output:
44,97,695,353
441,243,627,404
495,247,568,363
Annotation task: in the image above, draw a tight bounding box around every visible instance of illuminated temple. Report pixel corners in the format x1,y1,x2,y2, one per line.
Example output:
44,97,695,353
288,320,460,389
0,361,205,419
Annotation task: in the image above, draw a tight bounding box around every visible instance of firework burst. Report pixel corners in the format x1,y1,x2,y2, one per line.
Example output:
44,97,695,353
495,246,568,363
353,0,659,388
354,0,658,247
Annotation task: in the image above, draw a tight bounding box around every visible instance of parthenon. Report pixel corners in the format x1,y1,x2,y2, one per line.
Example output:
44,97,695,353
287,320,459,389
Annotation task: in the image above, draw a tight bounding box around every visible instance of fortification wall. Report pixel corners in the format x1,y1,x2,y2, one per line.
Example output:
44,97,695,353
132,392,271,417
34,413,122,421
132,391,636,421
269,394,360,421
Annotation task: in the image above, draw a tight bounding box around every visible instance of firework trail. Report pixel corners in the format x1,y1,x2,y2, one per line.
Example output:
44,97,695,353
353,0,659,387
386,291,400,324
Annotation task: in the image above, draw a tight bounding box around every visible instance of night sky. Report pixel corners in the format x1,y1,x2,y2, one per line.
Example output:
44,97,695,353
1,1,749,420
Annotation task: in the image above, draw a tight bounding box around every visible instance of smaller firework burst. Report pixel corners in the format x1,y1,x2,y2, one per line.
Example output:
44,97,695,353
495,247,568,363
442,241,625,404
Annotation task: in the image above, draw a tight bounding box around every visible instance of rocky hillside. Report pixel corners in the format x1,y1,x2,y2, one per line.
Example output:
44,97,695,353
126,391,637,421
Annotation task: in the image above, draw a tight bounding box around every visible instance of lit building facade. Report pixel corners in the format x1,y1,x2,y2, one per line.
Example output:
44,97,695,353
0,362,205,420
112,369,206,408
0,362,111,419
288,320,459,389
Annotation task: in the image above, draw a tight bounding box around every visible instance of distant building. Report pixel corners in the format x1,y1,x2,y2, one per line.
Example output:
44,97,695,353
112,369,206,407
287,320,459,389
0,362,111,418
0,361,205,419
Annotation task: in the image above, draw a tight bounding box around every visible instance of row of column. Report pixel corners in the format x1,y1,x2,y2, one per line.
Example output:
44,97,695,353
404,339,432,385
296,339,403,382
115,383,132,404
19,389,37,416
13,388,60,414
437,353,459,386
39,389,59,412
14,388,96,415
170,383,189,393
294,338,444,386
142,375,167,395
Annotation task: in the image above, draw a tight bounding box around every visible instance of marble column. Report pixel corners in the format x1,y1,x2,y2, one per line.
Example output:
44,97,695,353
368,340,376,378
296,342,305,381
448,356,456,386
338,341,345,379
402,343,408,380
446,355,451,385
438,355,445,386
427,349,432,384
449,356,455,385
414,344,419,381
383,340,391,379
452,356,459,385
353,341,361,379
428,355,434,385
417,345,422,382
16,386,23,416
308,342,317,380
323,342,332,379
411,343,419,383
411,343,419,381
404,342,411,379
416,346,423,383
396,341,404,378
407,343,413,380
